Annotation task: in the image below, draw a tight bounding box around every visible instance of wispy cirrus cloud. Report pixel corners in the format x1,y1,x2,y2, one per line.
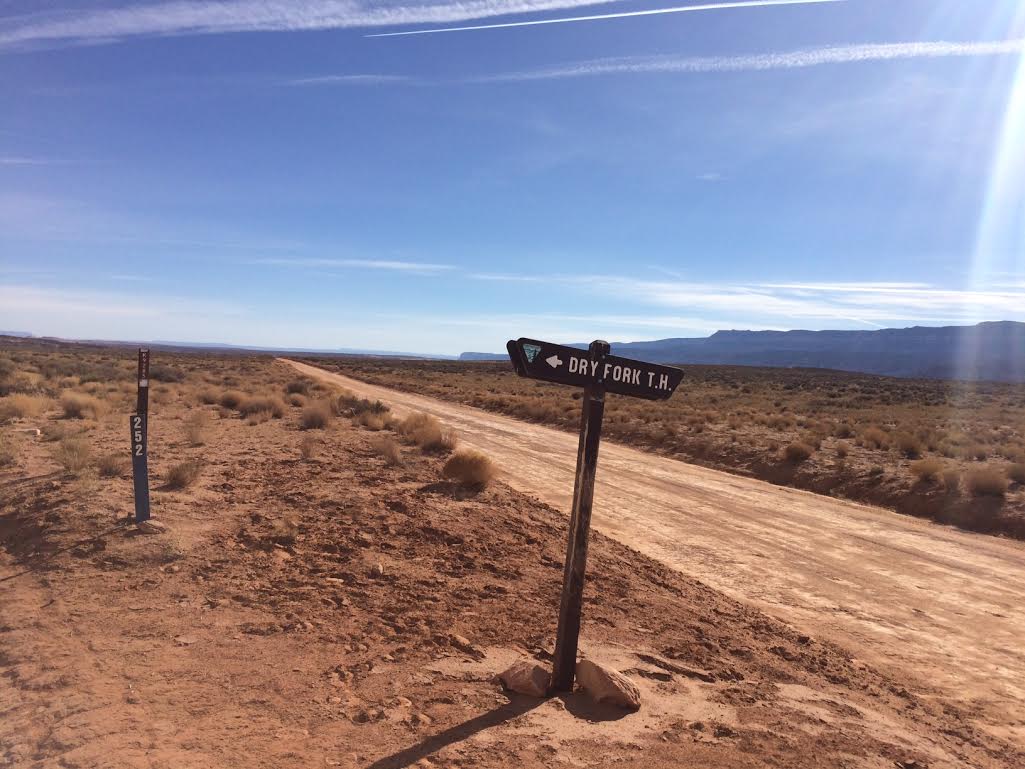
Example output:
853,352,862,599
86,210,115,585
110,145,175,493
0,0,618,51
471,273,1025,328
253,257,454,274
369,0,841,37
473,39,1025,82
286,73,413,87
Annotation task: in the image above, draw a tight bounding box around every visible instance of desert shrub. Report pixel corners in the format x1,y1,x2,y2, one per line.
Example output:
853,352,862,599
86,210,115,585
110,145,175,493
149,364,185,383
964,466,1007,498
910,458,943,483
442,449,497,488
355,411,387,431
285,379,312,395
246,409,274,425
1006,463,1025,484
239,395,285,419
299,434,320,460
198,388,219,405
184,410,209,446
835,441,849,459
370,436,402,466
834,423,854,438
301,401,332,430
219,390,245,409
0,434,17,467
942,468,961,492
0,358,14,383
398,412,456,452
862,427,889,450
97,452,128,478
0,394,49,421
286,393,306,407
339,393,390,417
895,433,924,459
53,437,90,475
60,392,106,420
166,459,203,490
784,442,814,463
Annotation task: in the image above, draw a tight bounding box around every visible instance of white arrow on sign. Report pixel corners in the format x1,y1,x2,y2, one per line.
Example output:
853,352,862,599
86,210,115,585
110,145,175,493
546,354,563,369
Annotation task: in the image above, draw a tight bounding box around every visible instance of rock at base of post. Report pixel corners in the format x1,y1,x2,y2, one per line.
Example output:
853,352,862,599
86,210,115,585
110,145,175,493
498,660,551,698
136,519,168,535
575,659,641,710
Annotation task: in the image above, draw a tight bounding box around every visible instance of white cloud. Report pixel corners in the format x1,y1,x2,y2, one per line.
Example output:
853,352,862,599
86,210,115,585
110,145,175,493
286,74,412,86
472,273,1025,328
253,257,454,273
369,0,841,37
0,0,619,50
475,39,1025,82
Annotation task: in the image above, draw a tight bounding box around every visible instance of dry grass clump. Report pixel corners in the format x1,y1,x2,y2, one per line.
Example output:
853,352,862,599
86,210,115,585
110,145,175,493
861,427,889,450
895,433,924,459
198,388,219,405
166,459,203,490
355,411,387,431
1007,463,1025,485
299,434,320,460
442,449,497,488
964,466,1008,498
942,468,961,492
910,458,944,483
184,410,210,446
784,441,814,463
398,412,458,452
0,394,50,421
370,436,403,466
60,392,107,420
219,390,245,409
300,401,332,430
285,379,313,395
239,395,285,419
97,452,129,478
53,436,90,475
0,434,18,468
286,393,306,407
835,441,849,459
338,393,390,417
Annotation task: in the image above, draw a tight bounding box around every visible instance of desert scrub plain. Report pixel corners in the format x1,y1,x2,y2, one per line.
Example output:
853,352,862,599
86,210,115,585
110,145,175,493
2,339,1022,768
300,357,1025,540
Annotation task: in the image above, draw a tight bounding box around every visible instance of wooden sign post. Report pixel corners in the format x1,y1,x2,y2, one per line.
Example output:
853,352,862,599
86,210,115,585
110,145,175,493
507,337,683,692
130,348,151,524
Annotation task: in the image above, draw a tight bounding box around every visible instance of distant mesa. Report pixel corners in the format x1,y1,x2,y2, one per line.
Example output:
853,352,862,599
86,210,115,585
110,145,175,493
464,321,1025,382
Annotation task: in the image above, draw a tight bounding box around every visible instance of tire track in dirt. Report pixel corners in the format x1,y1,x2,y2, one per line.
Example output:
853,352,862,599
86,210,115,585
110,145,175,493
283,358,1025,744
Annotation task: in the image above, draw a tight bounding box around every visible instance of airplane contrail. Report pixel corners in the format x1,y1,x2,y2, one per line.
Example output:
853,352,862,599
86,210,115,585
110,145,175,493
367,0,845,38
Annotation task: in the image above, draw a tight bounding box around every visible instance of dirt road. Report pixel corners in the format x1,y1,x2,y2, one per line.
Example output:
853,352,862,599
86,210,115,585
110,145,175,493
285,359,1025,741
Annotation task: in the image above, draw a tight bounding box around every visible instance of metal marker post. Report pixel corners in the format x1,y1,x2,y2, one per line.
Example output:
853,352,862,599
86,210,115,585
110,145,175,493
136,348,150,416
551,339,609,692
130,413,151,523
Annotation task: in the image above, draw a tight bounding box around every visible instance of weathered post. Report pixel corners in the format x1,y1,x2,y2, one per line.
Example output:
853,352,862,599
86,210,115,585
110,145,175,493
505,335,682,694
130,348,152,524
136,348,150,416
551,339,608,692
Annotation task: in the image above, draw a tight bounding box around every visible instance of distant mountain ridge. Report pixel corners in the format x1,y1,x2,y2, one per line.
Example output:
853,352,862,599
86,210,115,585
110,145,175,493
462,321,1025,382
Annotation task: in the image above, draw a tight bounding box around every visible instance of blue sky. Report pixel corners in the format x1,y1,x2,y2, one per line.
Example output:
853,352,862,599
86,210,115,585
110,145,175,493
2,0,1024,354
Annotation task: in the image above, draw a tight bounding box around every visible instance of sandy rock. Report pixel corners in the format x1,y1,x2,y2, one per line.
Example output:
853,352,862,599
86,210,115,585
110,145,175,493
449,634,485,659
575,659,641,710
498,660,550,698
136,519,168,535
369,563,384,578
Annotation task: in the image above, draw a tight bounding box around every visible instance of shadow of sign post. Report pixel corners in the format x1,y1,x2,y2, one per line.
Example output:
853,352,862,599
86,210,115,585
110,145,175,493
506,337,683,692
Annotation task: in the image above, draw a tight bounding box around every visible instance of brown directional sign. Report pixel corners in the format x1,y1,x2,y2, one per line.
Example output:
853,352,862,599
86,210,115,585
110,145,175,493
506,336,684,693
508,337,683,401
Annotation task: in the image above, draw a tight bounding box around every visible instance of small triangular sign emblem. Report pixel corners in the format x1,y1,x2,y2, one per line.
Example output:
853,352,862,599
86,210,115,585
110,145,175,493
522,343,542,363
